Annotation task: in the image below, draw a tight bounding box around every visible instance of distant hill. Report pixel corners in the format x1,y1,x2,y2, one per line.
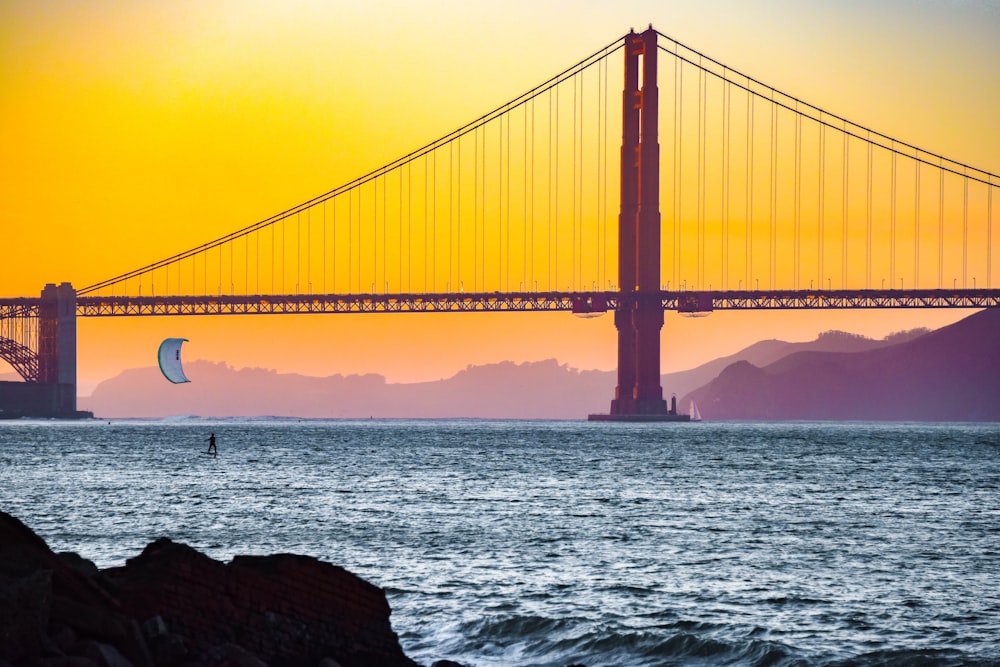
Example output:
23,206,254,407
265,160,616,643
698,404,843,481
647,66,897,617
2,315,978,424
658,328,919,399
76,322,966,420
81,359,615,419
683,309,1000,421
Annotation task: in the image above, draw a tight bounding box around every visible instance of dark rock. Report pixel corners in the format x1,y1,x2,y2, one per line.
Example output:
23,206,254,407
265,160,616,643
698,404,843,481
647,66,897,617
35,658,100,667
1,511,421,667
58,552,101,578
51,624,78,654
191,642,270,667
0,568,52,661
140,616,168,641
51,595,131,643
430,661,470,667
147,632,190,666
76,640,136,667
105,542,418,667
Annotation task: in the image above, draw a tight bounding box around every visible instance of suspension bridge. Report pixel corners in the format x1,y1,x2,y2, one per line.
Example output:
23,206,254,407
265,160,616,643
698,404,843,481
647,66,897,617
2,27,998,418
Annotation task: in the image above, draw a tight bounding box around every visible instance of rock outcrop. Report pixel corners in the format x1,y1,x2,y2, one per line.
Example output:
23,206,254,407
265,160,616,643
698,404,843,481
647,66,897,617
0,511,418,667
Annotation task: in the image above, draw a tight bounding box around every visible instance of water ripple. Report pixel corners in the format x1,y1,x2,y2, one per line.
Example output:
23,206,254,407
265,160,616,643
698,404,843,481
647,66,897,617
1,419,999,666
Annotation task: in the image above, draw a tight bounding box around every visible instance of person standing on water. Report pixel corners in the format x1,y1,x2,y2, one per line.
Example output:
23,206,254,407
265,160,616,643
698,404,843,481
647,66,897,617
206,433,217,457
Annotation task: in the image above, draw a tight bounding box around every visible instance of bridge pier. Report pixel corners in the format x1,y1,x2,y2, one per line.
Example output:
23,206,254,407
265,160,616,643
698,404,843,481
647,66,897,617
0,282,82,418
591,27,684,422
38,282,78,415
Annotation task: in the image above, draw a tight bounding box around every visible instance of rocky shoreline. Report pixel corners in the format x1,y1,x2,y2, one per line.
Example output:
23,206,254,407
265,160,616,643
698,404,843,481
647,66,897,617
2,511,538,667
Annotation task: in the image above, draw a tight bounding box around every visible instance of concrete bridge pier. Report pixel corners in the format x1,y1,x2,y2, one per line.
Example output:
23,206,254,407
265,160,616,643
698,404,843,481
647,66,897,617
39,282,78,415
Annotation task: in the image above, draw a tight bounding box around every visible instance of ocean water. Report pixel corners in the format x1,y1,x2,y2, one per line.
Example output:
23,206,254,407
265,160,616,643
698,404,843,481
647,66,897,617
1,419,999,667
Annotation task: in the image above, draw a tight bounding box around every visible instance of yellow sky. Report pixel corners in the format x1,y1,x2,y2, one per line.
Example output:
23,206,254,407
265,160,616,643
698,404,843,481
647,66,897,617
2,0,998,394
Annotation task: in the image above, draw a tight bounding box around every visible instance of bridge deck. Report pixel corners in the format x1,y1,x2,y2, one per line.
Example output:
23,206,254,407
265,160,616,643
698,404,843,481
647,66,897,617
4,289,1000,319
50,289,1000,316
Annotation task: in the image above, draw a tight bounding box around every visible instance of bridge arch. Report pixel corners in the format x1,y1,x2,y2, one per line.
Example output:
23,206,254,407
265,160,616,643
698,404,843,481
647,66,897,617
0,336,39,382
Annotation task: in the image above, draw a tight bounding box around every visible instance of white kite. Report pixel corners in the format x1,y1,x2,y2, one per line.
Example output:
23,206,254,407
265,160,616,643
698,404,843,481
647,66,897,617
157,338,190,384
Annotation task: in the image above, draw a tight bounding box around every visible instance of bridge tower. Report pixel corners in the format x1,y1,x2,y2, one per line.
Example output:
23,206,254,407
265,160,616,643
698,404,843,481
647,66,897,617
599,28,673,420
38,282,78,414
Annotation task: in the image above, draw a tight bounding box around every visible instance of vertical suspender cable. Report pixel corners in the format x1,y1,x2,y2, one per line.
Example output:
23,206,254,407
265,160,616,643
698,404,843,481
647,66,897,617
432,151,436,291
702,66,708,288
675,56,682,290
843,129,849,288
938,165,944,289
819,123,826,289
743,83,753,289
548,88,553,289
322,204,326,294
534,94,539,289
554,85,559,290
963,174,968,288
457,136,461,291
579,71,585,289
271,214,276,294
424,157,428,291
866,137,872,289
914,160,920,289
483,123,487,289
382,174,387,292
891,149,897,288
770,101,777,289
698,65,706,289
595,56,601,289
358,186,363,293
399,164,403,293
506,112,512,291
448,144,453,290
497,125,503,291
524,101,529,291
571,74,583,287
334,196,339,294
794,109,801,289
599,56,605,289
748,90,754,290
723,75,731,290
474,127,479,291
500,109,505,290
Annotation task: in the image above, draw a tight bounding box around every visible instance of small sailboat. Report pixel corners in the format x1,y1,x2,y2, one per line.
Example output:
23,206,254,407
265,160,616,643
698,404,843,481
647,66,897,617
689,400,702,422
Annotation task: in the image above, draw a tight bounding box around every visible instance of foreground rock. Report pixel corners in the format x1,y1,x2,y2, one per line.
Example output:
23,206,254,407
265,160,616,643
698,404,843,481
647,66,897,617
0,511,419,667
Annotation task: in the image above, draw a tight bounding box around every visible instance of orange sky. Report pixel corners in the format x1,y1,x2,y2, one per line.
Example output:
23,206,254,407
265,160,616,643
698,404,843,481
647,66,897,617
2,1,998,395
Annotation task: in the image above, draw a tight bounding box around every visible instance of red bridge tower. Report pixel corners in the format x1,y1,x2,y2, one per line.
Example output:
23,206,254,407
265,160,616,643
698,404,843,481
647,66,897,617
591,28,685,421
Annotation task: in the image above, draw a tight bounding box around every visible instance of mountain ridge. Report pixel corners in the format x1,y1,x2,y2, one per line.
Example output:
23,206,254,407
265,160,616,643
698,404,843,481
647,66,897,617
682,309,1000,421
69,317,992,420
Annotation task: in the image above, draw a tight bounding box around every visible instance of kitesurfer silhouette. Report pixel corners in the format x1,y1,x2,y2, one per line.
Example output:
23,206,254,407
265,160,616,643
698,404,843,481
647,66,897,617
206,433,217,457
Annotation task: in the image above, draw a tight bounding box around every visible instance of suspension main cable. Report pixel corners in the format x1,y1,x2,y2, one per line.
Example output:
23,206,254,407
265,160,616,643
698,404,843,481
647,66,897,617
655,32,997,187
80,36,625,295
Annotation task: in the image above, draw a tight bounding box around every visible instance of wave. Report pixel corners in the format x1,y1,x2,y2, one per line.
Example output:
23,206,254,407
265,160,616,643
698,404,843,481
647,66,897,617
417,614,996,667
824,648,991,667
429,614,809,667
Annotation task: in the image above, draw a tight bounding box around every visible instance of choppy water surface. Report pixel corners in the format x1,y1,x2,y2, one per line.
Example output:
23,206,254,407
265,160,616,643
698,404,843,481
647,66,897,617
2,419,999,666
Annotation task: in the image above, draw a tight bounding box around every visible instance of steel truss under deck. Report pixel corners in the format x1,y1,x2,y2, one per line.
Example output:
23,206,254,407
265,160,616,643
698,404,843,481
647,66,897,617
49,289,1000,317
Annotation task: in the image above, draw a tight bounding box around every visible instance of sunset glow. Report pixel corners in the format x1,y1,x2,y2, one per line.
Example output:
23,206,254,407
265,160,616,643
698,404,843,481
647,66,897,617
2,1,998,393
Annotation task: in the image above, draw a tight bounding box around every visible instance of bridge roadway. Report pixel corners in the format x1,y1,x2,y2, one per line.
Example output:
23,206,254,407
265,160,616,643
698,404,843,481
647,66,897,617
5,289,1000,319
